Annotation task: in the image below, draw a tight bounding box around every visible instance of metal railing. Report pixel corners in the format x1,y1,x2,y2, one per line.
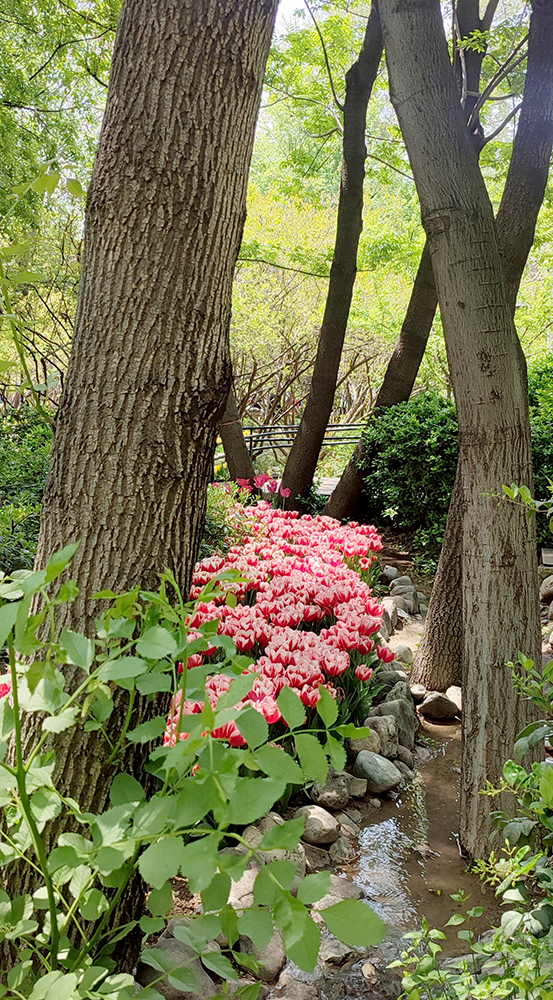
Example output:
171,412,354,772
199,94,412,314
244,423,364,459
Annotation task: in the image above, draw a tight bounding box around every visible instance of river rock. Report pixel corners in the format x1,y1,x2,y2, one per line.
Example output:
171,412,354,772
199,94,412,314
238,932,286,983
310,767,350,810
393,644,414,665
364,715,399,758
329,835,356,862
540,575,553,602
381,597,398,627
312,874,362,910
352,751,403,792
392,575,414,587
394,760,415,783
242,815,306,878
346,728,381,756
304,844,332,871
446,686,463,713
410,683,427,702
335,811,360,837
346,775,368,798
294,805,340,844
380,565,399,584
395,744,414,769
319,939,355,965
386,680,413,703
136,936,218,1000
388,594,412,614
371,698,418,750
372,669,408,694
277,974,318,1000
228,869,257,910
419,691,459,719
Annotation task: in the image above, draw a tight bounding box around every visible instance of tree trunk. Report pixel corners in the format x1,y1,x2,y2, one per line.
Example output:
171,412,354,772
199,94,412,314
379,0,541,858
412,0,553,692
218,386,256,482
281,1,383,509
14,0,278,958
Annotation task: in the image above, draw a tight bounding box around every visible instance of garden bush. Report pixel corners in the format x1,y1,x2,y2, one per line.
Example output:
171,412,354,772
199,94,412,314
359,358,553,556
0,406,52,573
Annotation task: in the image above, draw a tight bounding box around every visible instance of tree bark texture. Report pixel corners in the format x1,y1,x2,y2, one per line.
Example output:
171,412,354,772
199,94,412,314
379,0,541,859
281,1,383,509
218,386,256,482
13,0,279,960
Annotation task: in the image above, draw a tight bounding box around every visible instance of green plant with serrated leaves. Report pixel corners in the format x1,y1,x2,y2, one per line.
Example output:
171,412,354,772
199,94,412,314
0,547,386,998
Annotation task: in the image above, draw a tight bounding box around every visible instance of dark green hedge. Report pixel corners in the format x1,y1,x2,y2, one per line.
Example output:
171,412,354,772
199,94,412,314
0,406,52,573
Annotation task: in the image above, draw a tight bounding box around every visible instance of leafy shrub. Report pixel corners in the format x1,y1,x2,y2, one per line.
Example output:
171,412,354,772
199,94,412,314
0,548,386,997
360,361,553,554
0,406,52,573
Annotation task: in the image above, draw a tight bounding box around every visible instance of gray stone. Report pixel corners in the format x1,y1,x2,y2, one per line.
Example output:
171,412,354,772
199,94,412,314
379,565,399,584
540,575,553,602
364,715,399,758
312,874,362,910
294,805,340,845
410,683,427,702
346,728,380,757
346,776,367,799
415,746,432,761
352,751,403,792
419,604,428,614
419,691,459,720
344,807,362,823
389,594,413,614
310,768,350,810
539,564,553,581
238,932,286,983
228,869,257,910
277,973,319,1000
136,937,217,1000
379,619,390,641
304,844,332,871
329,835,357,862
371,698,418,750
386,680,413,703
393,644,414,666
394,760,415,783
389,586,418,614
372,669,408,694
446,686,463,713
391,575,413,588
381,597,398,627
335,811,360,837
395,744,414,769
396,607,410,621
319,939,355,965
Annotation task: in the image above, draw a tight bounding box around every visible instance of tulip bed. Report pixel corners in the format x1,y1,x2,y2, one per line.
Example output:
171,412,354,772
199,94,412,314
166,499,395,747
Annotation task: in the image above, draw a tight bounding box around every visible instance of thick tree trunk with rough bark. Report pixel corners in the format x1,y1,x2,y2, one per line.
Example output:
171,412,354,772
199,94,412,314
218,387,256,482
281,2,383,509
13,0,278,956
379,0,541,858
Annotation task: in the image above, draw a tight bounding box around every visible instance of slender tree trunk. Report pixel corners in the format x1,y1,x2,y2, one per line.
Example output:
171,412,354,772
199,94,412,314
412,0,553,690
218,386,256,482
281,2,383,509
379,0,540,858
12,0,279,956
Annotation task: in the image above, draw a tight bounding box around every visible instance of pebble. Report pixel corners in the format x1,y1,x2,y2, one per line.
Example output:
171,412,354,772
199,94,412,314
352,751,403,792
294,805,340,845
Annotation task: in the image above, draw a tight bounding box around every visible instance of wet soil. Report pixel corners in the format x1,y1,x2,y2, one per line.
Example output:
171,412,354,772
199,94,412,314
354,721,504,961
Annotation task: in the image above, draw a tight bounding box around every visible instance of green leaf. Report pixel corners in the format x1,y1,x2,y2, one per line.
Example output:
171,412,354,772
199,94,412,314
201,952,239,980
227,777,287,825
127,716,167,743
79,888,110,921
254,860,297,905
167,968,201,994
140,915,166,935
174,777,219,827
42,707,79,733
297,871,332,904
216,674,256,710
237,908,275,951
110,773,146,805
95,847,128,875
259,816,305,851
444,912,465,926
0,601,19,648
59,628,94,671
68,865,93,899
277,687,306,729
148,881,174,917
97,656,148,688
325,733,347,773
44,543,79,583
334,724,370,738
201,873,231,912
294,734,328,785
139,837,184,889
66,178,83,198
316,684,338,726
180,835,220,892
321,899,386,947
30,787,62,824
274,896,320,972
136,673,173,695
236,707,269,749
253,745,304,783
136,626,177,659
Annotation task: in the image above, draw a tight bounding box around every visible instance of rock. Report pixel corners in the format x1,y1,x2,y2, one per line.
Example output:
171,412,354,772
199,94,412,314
415,746,432,761
548,601,553,621
379,620,390,641
410,683,427,702
346,776,367,799
238,932,286,983
310,768,350,810
381,597,398,627
346,729,381,757
344,806,362,823
136,937,217,1000
380,565,400,584
386,680,413,703
446,686,463,713
371,698,418,750
367,797,382,810
242,815,306,879
319,939,355,965
304,844,332,871
419,604,428,614
277,973,318,1000
335,811,360,837
312,874,362,910
329,835,357,862
294,805,340,845
389,586,418,614
395,744,414,769
364,715,399,758
228,869,257,910
539,564,553,580
372,668,408,694
391,575,413,587
394,760,415,783
392,643,414,665
396,607,410,621
419,691,459,719
389,594,413,614
540,575,553,602
352,751,403,792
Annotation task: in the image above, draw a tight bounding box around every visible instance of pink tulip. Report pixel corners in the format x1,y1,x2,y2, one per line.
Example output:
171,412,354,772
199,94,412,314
377,644,396,663
266,479,278,493
279,486,292,498
236,478,251,487
254,473,270,487
355,665,374,682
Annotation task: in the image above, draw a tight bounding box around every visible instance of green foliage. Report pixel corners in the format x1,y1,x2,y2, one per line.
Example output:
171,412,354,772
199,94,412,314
0,406,52,573
0,552,386,997
200,482,255,559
